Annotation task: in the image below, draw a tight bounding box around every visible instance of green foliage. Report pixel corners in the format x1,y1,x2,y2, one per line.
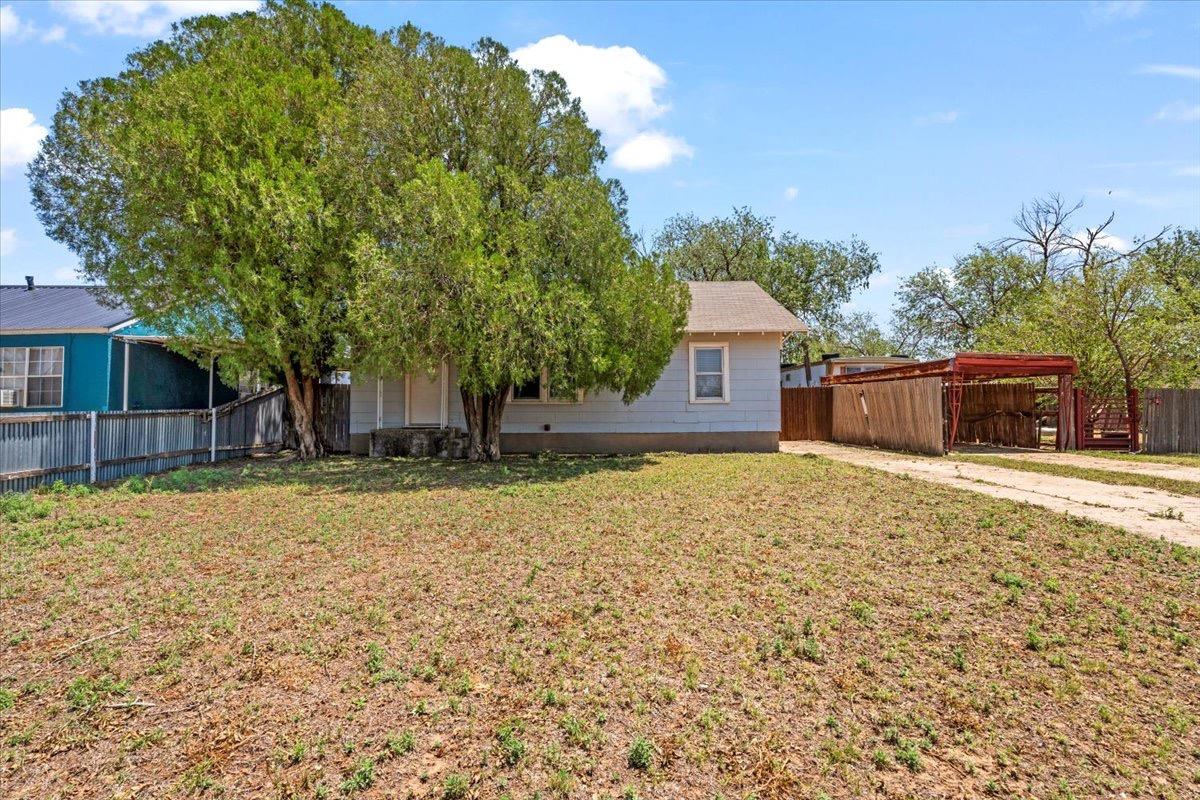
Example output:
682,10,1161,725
339,29,687,460
1,493,54,523
29,0,379,458
627,736,653,769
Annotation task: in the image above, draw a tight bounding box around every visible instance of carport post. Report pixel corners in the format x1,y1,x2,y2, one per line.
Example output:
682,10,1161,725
1056,373,1074,451
946,377,963,453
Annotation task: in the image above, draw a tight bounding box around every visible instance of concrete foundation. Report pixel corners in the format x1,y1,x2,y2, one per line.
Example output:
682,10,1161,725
369,427,469,459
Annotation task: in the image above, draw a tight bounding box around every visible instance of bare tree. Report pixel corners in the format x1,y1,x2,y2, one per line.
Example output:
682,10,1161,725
998,193,1082,279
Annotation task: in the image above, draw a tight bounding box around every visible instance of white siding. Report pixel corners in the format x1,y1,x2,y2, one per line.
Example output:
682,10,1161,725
349,333,784,435
349,376,404,434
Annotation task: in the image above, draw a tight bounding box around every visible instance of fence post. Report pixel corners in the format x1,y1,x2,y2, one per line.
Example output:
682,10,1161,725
88,411,98,483
210,408,218,463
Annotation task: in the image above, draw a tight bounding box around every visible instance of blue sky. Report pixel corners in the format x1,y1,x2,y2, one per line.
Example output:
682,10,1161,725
2,1,1198,321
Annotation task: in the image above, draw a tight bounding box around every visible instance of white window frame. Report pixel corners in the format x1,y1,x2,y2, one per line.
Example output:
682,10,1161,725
689,342,730,404
508,368,583,404
1,346,65,409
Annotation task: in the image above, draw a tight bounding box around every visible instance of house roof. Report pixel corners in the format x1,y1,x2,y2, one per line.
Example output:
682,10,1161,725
685,281,806,334
0,285,136,333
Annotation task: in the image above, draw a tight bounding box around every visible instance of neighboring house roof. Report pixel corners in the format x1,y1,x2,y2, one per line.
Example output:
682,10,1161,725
823,356,917,365
685,281,806,334
0,285,136,334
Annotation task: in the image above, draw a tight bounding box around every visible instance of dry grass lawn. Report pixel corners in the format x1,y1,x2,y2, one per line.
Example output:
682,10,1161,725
2,453,1198,799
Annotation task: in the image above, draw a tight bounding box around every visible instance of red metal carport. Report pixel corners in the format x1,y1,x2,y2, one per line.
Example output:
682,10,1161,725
824,352,1079,453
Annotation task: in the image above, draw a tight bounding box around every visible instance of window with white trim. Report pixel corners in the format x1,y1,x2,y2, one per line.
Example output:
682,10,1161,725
0,346,65,408
508,369,582,404
689,342,729,403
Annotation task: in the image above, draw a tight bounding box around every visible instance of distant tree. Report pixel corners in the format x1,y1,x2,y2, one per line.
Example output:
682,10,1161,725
339,29,687,461
892,247,1042,354
980,253,1198,399
29,0,375,458
801,310,933,363
1139,228,1200,317
653,207,880,376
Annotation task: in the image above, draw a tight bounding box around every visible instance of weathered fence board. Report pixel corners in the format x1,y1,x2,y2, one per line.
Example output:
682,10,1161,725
0,389,286,492
831,377,944,455
954,383,1037,448
1144,388,1200,454
320,385,350,452
780,386,832,441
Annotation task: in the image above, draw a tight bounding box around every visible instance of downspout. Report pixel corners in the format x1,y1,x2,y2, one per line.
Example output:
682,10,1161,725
122,340,130,411
208,356,215,409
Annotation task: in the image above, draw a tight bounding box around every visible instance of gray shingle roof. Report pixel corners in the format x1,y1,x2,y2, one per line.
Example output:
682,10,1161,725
685,281,806,334
0,285,135,332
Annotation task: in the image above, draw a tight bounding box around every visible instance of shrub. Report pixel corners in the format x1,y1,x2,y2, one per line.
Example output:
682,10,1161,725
628,736,653,770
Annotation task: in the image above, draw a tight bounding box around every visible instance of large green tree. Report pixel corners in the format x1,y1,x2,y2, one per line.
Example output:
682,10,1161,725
338,28,687,461
652,207,880,373
29,0,375,458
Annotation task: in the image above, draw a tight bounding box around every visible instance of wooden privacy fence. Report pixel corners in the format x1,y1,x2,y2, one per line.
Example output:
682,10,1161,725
320,384,350,452
954,383,1037,448
1144,388,1200,454
0,388,286,493
780,386,832,441
831,377,944,455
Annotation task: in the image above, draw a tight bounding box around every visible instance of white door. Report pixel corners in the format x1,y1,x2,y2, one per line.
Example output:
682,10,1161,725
406,368,443,427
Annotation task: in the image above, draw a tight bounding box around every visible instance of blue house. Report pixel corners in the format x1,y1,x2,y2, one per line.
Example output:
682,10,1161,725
0,280,236,413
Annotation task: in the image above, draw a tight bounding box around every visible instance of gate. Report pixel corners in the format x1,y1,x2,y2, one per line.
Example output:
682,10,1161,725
1074,389,1138,451
831,377,944,455
780,386,832,441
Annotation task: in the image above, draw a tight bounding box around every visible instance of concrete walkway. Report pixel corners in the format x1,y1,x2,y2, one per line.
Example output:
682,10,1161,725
781,441,1200,548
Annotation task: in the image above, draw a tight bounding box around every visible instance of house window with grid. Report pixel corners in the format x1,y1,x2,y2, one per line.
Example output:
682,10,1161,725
689,342,729,403
0,346,65,408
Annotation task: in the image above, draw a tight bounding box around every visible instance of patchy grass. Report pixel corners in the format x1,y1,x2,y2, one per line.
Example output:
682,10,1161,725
1086,451,1200,468
951,453,1200,497
2,453,1197,798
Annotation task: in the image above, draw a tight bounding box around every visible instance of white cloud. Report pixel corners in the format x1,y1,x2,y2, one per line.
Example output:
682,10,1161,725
611,132,694,172
1152,101,1200,123
52,265,83,283
1086,1,1146,24
0,108,48,174
1074,229,1130,252
54,1,260,38
1177,165,1200,177
915,110,959,126
1,4,67,42
512,34,692,171
783,186,798,201
0,228,15,257
1138,64,1200,81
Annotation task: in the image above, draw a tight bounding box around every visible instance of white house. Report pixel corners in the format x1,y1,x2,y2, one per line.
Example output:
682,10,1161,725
348,281,805,455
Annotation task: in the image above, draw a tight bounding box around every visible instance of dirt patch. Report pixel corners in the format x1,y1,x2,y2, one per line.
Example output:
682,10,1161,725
784,441,1200,547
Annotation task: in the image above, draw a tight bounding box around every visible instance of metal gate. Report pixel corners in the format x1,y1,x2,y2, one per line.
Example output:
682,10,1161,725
1074,389,1138,451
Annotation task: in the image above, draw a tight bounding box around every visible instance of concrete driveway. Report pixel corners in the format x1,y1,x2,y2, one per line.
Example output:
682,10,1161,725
781,441,1200,547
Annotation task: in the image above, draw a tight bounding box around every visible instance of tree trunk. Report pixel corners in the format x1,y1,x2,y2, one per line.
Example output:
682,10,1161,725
283,364,324,461
802,338,813,387
461,387,509,462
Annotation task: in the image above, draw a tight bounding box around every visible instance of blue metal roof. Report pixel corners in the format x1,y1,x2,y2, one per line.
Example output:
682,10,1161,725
0,285,136,332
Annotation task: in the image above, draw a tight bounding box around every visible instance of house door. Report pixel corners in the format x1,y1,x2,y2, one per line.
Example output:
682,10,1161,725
406,366,444,427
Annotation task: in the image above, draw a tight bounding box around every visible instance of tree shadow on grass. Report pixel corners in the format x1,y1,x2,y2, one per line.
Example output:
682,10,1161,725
138,452,660,495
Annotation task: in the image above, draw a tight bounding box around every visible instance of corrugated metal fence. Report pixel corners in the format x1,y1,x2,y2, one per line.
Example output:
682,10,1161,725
0,389,286,492
1144,388,1200,454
